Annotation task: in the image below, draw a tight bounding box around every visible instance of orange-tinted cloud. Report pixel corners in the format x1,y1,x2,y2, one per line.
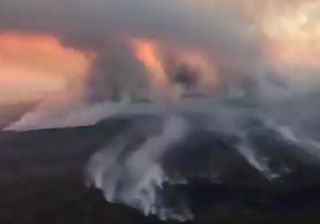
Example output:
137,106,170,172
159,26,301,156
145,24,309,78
0,32,92,104
0,0,319,104
128,38,168,90
263,1,320,67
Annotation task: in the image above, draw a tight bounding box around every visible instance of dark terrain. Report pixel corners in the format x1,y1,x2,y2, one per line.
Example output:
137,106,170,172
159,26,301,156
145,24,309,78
1,117,320,224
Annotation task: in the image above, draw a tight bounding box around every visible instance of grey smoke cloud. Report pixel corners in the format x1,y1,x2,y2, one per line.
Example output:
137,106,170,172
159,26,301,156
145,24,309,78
0,0,268,100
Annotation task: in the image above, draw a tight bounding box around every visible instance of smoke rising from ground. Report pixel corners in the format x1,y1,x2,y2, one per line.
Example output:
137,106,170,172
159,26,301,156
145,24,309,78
86,115,191,220
2,0,320,221
84,94,320,221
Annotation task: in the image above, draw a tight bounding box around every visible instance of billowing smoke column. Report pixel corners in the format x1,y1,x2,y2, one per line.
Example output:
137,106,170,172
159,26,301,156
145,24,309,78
2,0,320,221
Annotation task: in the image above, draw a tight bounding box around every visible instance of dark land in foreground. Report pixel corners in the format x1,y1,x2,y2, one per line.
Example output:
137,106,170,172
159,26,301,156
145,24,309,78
1,118,320,224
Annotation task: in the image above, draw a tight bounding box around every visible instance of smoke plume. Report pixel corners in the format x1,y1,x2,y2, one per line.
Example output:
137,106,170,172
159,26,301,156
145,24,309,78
2,0,320,221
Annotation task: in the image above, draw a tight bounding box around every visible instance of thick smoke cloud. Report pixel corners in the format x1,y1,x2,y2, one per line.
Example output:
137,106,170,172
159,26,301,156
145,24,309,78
4,0,319,131
0,0,269,100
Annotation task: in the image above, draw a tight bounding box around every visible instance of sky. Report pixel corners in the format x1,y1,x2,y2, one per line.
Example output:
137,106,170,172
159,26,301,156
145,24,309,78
0,0,319,104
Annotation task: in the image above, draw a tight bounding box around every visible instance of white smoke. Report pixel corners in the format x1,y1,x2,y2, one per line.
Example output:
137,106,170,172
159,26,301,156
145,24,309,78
3,99,125,131
86,115,192,221
82,90,320,221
